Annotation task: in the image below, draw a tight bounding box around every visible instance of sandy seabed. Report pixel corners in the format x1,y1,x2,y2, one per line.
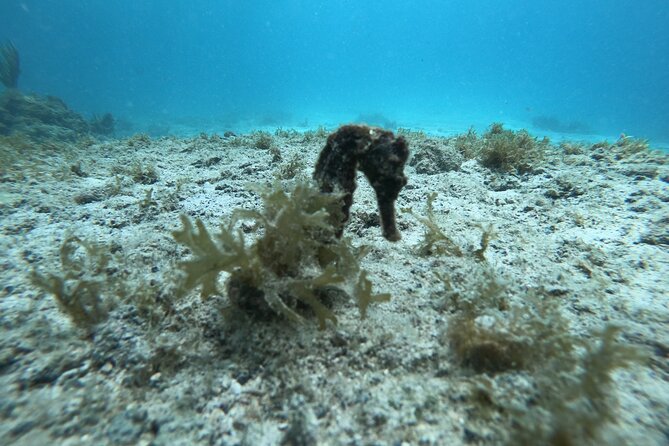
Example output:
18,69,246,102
0,128,667,445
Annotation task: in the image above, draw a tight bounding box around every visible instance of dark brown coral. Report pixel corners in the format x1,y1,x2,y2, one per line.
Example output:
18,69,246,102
314,125,409,241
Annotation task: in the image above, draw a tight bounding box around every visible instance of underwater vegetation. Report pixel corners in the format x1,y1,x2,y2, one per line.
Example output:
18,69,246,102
405,192,464,257
173,181,389,328
509,325,645,446
404,191,495,260
446,123,549,173
434,262,646,445
398,147,650,445
11,119,661,444
30,237,116,332
609,135,653,159
172,125,403,328
0,40,20,89
445,284,574,375
301,125,329,143
277,153,307,180
252,130,274,150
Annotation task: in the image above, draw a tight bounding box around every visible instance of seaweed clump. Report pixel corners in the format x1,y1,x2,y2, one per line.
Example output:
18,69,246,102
173,181,390,328
446,288,575,375
510,326,645,446
406,193,495,259
31,237,116,332
406,192,463,257
611,135,650,158
478,123,548,173
441,268,645,445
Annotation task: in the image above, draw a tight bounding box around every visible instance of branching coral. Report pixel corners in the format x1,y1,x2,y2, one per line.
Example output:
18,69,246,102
0,41,20,89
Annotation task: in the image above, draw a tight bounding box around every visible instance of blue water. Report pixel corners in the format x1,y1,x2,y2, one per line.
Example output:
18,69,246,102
1,0,668,143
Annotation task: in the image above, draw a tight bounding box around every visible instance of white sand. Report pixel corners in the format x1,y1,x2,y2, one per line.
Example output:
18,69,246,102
0,129,667,445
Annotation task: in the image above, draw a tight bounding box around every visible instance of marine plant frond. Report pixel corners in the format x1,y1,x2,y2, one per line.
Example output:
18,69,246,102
577,326,646,415
31,271,109,328
172,215,254,299
288,269,343,329
355,270,391,319
532,325,646,445
173,155,392,327
407,192,463,257
30,236,114,330
474,223,497,261
0,40,20,89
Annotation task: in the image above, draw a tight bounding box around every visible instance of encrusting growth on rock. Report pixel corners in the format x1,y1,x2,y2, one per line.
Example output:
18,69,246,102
314,124,409,241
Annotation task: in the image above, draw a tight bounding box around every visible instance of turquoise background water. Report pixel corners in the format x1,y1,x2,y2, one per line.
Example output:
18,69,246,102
1,0,667,142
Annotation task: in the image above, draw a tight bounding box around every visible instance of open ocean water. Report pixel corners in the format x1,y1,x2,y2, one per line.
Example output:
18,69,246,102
1,0,668,145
